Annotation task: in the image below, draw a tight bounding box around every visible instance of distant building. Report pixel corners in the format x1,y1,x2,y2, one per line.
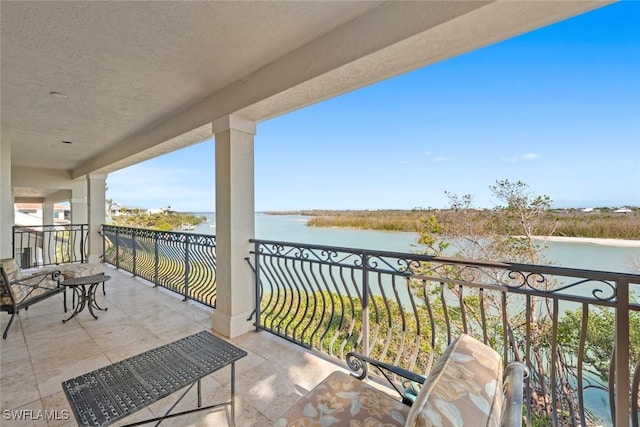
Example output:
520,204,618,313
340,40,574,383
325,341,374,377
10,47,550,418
14,203,70,225
613,208,632,213
109,202,122,216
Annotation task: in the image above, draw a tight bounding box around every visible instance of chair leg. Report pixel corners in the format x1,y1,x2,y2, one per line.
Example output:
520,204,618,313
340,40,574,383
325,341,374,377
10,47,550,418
63,288,68,313
3,312,16,339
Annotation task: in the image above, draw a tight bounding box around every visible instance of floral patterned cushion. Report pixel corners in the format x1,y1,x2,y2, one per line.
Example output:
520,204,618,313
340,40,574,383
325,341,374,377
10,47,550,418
0,258,21,306
274,370,409,427
405,334,503,427
57,262,103,279
1,258,61,306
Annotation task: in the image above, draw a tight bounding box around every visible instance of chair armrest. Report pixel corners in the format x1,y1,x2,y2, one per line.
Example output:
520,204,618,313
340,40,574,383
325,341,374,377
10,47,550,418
9,270,61,294
501,361,529,427
11,270,62,289
346,352,425,402
346,352,424,383
7,270,61,305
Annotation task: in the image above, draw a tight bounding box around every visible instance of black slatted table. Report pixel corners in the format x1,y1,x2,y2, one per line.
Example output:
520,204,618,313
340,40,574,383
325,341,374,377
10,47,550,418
62,331,247,427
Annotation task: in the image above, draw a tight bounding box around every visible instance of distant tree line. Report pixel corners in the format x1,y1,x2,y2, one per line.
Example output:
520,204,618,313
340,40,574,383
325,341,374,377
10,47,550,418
267,206,640,239
110,212,206,231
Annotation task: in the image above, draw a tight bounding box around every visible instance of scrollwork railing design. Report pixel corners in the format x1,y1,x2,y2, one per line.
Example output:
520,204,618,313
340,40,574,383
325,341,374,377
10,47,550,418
250,238,640,427
102,225,216,308
13,224,89,267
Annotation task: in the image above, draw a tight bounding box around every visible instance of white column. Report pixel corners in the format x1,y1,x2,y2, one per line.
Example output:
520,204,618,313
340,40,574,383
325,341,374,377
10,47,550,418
0,138,13,259
41,202,56,265
42,202,54,226
211,114,256,338
71,179,88,263
71,179,88,224
87,174,106,264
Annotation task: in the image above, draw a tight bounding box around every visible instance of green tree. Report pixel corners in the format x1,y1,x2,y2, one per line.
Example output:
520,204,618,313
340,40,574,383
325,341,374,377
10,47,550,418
415,180,583,424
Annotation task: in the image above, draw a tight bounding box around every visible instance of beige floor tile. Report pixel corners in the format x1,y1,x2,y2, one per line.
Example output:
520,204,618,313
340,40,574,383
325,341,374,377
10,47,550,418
211,349,267,386
0,314,25,342
109,407,155,427
29,336,103,371
0,333,30,365
39,391,74,427
102,336,165,363
151,321,207,343
1,399,48,427
197,315,211,326
233,362,303,421
2,267,388,426
34,354,112,398
1,365,41,411
23,322,88,350
82,319,153,350
144,375,225,417
175,304,213,323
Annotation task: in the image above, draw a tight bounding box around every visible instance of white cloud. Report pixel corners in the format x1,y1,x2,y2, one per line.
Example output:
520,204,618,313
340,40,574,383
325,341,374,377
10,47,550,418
432,157,448,162
501,153,541,162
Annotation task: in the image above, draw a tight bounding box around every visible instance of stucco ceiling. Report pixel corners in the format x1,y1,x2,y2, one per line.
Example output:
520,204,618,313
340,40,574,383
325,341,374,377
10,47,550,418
1,1,383,171
1,0,611,200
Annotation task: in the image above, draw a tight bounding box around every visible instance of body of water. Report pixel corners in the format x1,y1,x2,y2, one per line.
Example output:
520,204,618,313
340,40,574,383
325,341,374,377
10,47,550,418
192,212,638,425
194,213,640,274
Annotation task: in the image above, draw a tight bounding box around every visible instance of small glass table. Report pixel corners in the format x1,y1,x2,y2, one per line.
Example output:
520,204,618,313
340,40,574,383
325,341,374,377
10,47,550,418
62,331,247,427
60,274,110,323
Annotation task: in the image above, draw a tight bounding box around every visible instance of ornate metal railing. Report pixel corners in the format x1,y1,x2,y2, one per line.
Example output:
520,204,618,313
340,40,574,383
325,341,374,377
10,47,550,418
249,238,640,427
13,224,89,267
102,225,216,308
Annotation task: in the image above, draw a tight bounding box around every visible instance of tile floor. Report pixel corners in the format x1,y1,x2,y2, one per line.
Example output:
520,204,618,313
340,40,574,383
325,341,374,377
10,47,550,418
0,266,359,427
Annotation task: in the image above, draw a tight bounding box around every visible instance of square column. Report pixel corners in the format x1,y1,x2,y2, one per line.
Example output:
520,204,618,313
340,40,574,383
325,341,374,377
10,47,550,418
87,174,106,264
71,179,88,224
0,138,13,258
41,202,56,265
71,179,88,262
211,114,256,338
42,202,54,226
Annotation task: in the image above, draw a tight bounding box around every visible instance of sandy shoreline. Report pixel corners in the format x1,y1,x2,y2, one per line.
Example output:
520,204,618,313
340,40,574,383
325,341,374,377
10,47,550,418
533,236,640,248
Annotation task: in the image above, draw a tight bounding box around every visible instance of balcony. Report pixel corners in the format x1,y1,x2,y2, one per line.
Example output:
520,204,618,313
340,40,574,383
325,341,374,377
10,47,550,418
1,266,351,427
2,2,634,425
3,224,639,426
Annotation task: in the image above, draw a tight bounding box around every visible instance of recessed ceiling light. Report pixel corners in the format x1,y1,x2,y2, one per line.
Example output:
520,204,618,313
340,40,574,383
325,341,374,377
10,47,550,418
61,140,73,144
50,91,68,99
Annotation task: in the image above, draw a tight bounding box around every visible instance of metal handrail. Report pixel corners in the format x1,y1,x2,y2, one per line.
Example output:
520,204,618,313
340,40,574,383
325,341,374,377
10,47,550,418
249,238,640,427
101,225,217,308
12,224,89,267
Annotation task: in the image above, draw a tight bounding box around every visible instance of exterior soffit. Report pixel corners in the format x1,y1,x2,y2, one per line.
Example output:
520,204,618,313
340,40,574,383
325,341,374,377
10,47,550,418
1,1,612,179
74,0,610,179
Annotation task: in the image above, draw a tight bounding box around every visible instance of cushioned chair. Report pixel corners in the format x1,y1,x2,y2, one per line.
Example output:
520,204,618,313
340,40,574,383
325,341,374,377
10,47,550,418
274,334,528,427
0,258,66,338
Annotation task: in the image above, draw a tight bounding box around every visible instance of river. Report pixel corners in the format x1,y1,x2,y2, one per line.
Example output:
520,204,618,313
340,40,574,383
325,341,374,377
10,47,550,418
194,213,640,274
190,212,638,424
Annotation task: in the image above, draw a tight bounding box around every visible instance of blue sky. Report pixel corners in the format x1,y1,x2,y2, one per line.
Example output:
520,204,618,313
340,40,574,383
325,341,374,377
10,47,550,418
107,2,640,212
